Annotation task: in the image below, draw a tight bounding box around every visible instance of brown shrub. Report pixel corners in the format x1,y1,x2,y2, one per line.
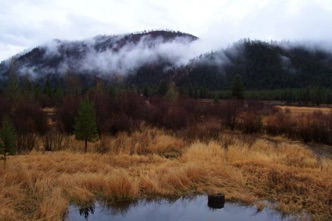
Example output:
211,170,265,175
12,100,49,135
295,111,332,144
219,99,244,130
43,129,68,151
110,113,133,134
91,93,112,134
57,95,80,134
163,105,188,130
182,119,221,142
238,111,262,134
264,111,293,136
17,133,38,153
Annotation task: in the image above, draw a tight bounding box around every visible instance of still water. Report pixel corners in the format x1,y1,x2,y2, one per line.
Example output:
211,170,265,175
66,195,289,221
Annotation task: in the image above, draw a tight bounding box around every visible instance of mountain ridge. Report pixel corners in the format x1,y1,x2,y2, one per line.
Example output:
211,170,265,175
1,31,332,96
0,30,197,80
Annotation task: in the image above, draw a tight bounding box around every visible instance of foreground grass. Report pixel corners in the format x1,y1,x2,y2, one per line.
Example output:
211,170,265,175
0,129,331,221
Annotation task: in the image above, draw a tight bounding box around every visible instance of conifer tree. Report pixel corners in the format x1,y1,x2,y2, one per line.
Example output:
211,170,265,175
231,74,245,100
0,115,17,163
74,99,99,153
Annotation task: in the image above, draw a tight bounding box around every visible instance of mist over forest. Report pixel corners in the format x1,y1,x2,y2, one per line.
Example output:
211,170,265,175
0,30,332,103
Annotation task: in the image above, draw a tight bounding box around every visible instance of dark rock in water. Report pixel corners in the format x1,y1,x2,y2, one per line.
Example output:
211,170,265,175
208,193,225,209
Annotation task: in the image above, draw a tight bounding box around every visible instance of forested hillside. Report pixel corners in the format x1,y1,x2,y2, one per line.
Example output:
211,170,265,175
1,31,331,103
171,39,332,102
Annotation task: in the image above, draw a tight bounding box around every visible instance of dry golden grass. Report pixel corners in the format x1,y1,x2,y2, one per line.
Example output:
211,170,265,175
0,128,331,221
277,105,332,116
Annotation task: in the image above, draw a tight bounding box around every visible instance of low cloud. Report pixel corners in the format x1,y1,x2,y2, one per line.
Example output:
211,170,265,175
13,33,217,79
4,30,332,82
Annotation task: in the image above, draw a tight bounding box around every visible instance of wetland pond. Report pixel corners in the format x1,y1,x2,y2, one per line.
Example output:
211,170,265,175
66,195,291,221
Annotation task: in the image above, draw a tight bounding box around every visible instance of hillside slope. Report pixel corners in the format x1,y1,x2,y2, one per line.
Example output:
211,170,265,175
173,39,332,91
1,33,332,94
0,30,197,88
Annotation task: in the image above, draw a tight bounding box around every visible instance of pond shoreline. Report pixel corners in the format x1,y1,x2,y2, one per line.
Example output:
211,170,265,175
66,195,293,221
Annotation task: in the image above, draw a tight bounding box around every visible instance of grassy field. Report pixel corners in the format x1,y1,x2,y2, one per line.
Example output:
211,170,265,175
276,105,332,116
0,128,331,221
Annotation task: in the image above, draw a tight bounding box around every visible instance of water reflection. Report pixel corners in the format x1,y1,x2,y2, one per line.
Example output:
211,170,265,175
79,205,94,220
67,196,289,221
101,200,139,216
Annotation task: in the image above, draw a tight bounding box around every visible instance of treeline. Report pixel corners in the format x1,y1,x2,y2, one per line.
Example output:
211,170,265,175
210,87,332,105
168,39,332,102
126,39,332,104
7,72,329,106
1,78,332,156
245,87,332,105
2,38,332,105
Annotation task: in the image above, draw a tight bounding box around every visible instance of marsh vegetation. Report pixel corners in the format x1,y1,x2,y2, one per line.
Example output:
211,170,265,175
0,126,331,220
1,83,332,221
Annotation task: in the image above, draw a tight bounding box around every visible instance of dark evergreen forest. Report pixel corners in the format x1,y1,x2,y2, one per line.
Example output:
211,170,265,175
1,32,331,104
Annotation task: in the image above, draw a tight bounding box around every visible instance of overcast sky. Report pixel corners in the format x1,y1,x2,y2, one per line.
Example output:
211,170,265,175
1,0,332,61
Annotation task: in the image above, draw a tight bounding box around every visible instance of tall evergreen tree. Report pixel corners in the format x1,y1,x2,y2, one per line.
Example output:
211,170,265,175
0,115,17,163
74,99,99,153
231,74,245,100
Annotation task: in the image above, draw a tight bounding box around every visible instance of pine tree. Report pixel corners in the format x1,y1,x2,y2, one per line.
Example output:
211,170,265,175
231,74,245,100
0,115,17,163
74,99,99,153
